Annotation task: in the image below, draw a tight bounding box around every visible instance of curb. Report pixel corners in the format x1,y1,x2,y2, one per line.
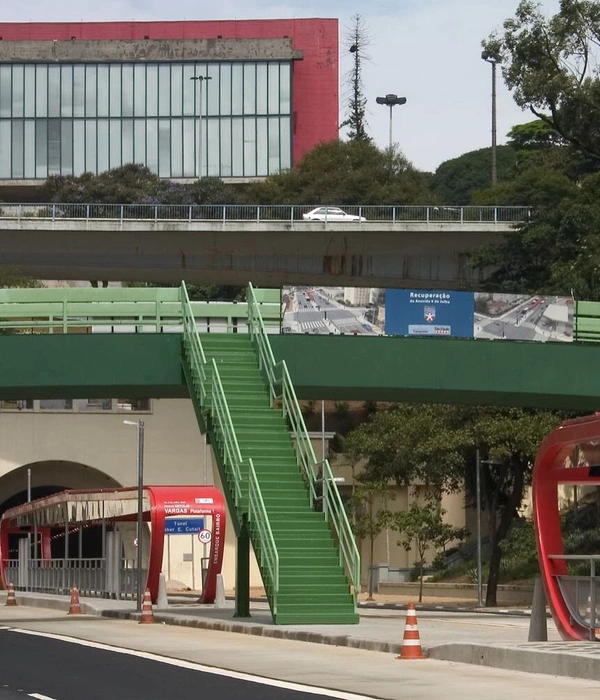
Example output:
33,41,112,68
428,643,600,683
98,608,403,656
358,602,548,618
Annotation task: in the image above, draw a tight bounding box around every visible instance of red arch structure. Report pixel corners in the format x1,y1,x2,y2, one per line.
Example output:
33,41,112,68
0,485,226,604
533,414,600,641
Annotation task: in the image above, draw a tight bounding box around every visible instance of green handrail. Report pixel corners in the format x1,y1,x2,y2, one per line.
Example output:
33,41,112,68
247,283,278,403
246,283,360,605
248,458,279,616
181,283,208,407
210,358,243,507
316,460,360,596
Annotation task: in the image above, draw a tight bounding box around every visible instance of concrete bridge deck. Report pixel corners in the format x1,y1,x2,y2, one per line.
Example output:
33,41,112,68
0,204,526,288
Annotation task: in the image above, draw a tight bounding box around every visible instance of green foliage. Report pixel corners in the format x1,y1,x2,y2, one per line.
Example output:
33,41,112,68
346,403,561,605
340,14,371,142
44,164,233,205
390,502,465,602
243,140,434,206
345,404,471,497
125,281,245,302
471,171,600,297
0,267,40,289
432,146,516,204
507,119,567,152
347,481,394,598
334,401,350,418
485,0,600,162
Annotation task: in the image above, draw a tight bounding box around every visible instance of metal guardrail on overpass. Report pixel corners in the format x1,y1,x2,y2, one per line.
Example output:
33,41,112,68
0,204,527,288
0,203,529,226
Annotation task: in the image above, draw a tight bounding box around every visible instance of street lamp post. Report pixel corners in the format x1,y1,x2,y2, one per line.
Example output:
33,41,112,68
190,74,212,180
124,419,145,612
375,94,407,150
481,51,499,186
475,448,502,607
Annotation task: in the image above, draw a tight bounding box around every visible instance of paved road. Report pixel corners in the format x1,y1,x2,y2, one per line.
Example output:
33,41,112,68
0,607,598,700
0,626,357,700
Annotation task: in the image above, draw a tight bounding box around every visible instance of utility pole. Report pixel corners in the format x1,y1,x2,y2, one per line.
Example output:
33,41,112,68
481,51,499,185
190,74,212,179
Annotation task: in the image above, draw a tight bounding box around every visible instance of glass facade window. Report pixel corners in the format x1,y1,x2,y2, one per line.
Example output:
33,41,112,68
0,60,293,180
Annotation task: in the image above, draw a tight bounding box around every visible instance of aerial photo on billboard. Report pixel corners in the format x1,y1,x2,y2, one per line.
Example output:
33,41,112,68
281,286,573,342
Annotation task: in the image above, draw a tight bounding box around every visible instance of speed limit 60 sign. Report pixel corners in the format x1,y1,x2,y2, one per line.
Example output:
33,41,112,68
198,529,212,544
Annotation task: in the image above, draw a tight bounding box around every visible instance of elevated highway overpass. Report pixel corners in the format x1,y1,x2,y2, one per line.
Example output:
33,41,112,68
0,203,526,289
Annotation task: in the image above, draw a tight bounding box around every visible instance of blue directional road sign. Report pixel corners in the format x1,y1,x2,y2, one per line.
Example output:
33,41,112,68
164,517,205,535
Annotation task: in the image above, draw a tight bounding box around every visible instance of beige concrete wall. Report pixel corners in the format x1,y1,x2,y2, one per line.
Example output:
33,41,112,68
330,455,468,585
0,399,263,592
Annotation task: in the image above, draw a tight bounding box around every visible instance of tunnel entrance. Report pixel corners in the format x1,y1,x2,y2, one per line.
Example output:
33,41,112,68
0,461,121,561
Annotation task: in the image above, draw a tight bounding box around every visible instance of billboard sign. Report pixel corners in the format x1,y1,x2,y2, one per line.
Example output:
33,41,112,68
385,290,475,338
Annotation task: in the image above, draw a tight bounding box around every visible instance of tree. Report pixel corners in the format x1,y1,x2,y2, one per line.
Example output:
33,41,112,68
44,164,233,205
243,139,434,206
484,0,600,162
471,171,600,297
432,146,517,205
347,481,393,599
469,407,561,606
345,404,562,605
340,15,371,141
391,502,465,603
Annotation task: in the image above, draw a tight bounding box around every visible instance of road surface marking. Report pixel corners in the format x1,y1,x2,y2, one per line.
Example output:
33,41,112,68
8,628,376,700
29,694,57,700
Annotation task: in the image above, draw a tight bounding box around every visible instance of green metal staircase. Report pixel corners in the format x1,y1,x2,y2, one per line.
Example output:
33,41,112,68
181,283,359,624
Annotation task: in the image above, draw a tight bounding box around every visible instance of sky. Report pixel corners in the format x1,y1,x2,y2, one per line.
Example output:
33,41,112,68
2,0,562,173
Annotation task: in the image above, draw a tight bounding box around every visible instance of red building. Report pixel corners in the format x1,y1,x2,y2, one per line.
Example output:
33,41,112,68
0,19,339,184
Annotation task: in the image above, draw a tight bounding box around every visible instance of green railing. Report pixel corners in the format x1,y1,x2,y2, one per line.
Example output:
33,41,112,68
0,286,282,333
209,358,244,508
574,301,600,343
181,283,208,407
248,458,279,616
247,283,279,403
247,283,360,605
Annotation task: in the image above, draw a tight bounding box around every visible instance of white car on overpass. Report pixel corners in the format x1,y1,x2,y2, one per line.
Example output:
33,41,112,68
302,206,366,222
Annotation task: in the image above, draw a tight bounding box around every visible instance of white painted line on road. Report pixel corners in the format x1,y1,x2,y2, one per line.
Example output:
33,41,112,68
10,628,378,700
29,694,57,700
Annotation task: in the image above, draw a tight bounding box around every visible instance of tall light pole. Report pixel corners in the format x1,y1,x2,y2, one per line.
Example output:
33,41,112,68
190,73,212,180
124,419,145,611
475,448,502,607
481,51,499,186
375,93,407,150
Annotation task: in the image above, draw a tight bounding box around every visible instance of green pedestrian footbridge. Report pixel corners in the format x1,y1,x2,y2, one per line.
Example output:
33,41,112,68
1,285,600,624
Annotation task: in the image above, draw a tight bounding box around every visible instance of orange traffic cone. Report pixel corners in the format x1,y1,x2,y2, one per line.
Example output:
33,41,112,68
139,588,155,624
397,603,425,659
5,583,17,607
68,585,82,615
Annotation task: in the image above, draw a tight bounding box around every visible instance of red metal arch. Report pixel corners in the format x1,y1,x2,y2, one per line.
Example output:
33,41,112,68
146,485,226,603
533,414,600,641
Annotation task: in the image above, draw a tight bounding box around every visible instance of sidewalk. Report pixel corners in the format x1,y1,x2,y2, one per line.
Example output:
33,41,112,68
6,590,600,683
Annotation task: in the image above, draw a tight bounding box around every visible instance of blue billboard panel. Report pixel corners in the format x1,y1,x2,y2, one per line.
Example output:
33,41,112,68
385,290,474,338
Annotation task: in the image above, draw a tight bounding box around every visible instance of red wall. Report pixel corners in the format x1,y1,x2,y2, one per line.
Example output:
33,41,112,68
0,19,339,166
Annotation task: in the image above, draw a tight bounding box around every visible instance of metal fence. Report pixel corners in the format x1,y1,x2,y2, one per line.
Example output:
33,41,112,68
3,557,144,600
552,554,600,641
0,203,530,225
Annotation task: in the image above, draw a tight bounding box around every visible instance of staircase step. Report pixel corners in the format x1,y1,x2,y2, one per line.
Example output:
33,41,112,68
274,610,359,625
185,328,358,626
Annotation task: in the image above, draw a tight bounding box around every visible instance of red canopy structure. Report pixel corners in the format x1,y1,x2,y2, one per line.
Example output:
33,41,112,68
533,414,600,641
0,485,226,604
